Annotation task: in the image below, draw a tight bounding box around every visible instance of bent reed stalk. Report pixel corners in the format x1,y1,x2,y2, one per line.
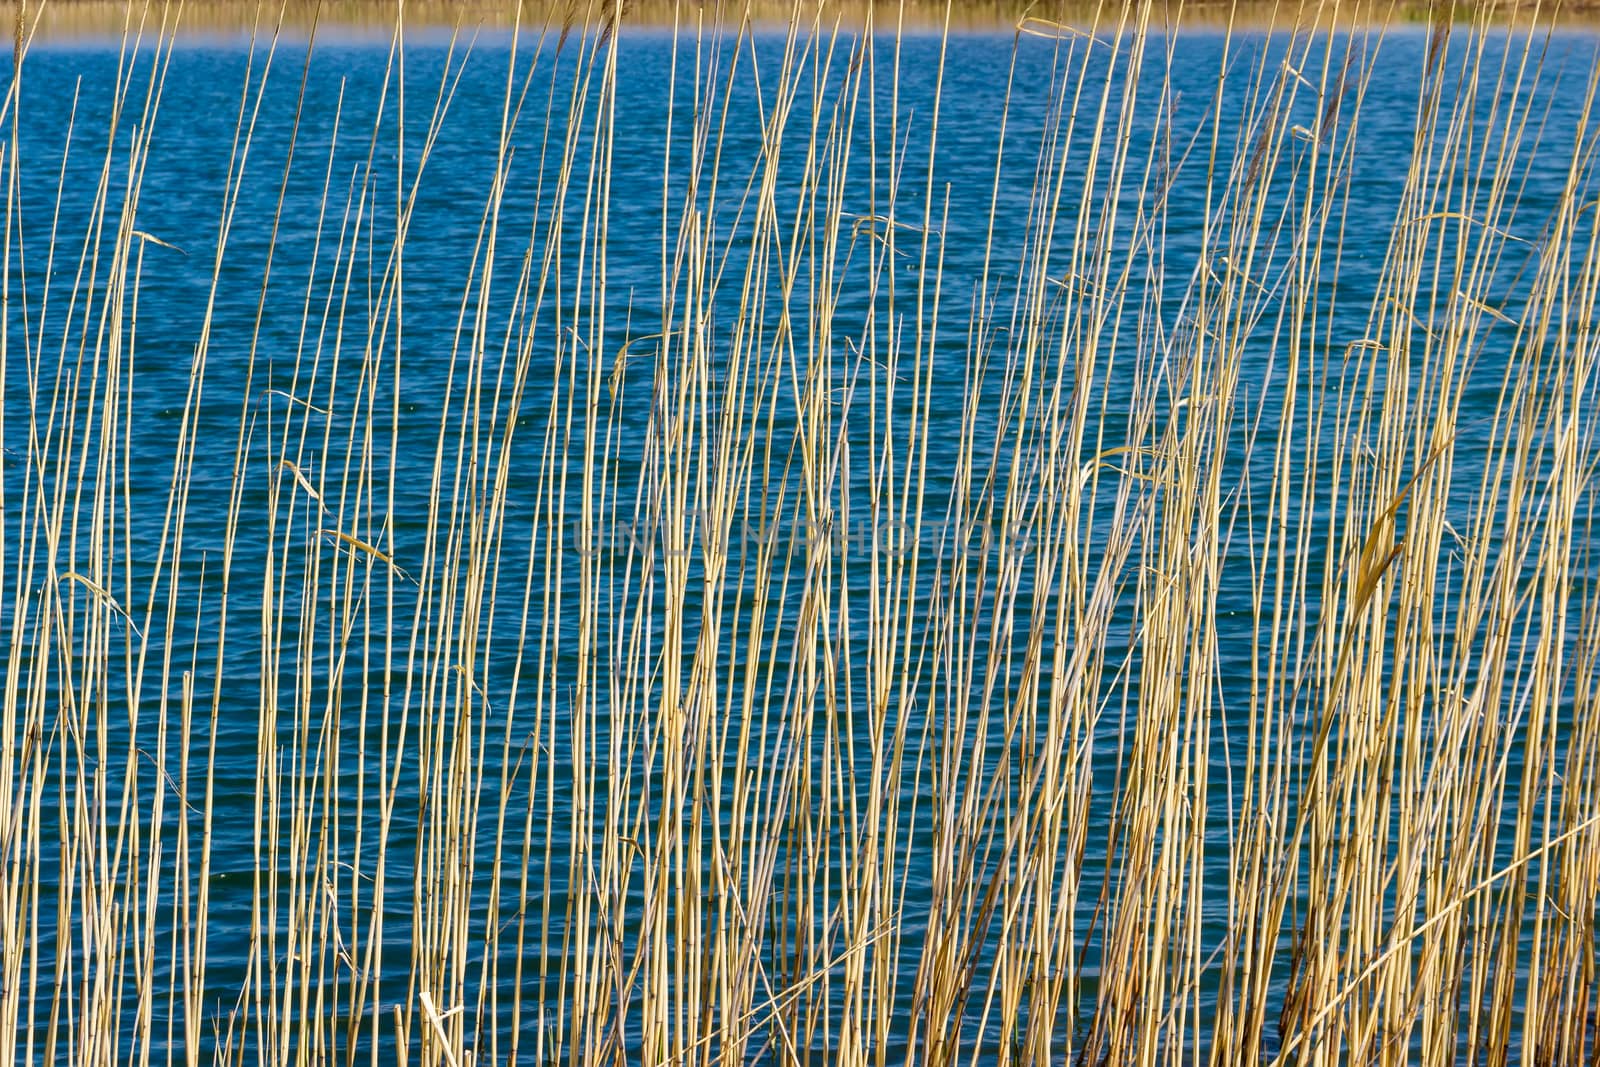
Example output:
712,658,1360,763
0,1,1598,1065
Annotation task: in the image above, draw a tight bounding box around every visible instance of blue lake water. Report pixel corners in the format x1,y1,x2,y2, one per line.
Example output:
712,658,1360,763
4,15,1600,1065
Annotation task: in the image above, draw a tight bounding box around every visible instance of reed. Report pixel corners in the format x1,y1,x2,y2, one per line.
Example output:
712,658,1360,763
0,0,1597,1065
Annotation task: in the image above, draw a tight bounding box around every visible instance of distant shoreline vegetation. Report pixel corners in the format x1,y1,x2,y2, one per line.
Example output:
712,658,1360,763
5,0,1600,39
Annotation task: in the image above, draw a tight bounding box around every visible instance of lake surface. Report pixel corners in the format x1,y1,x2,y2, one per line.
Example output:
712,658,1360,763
4,14,1600,1066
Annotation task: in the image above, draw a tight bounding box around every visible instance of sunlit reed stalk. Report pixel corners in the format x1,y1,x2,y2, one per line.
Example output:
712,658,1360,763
2,0,1599,1065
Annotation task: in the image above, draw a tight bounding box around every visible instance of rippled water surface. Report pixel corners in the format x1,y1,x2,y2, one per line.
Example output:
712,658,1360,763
5,17,1600,1064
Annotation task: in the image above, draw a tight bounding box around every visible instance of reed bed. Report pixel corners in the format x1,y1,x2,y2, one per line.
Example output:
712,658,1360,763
0,0,1598,1064
9,0,1599,42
